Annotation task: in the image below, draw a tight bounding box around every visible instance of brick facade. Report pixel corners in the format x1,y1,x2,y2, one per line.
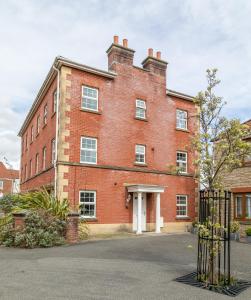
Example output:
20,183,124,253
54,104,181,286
19,36,198,233
0,162,19,197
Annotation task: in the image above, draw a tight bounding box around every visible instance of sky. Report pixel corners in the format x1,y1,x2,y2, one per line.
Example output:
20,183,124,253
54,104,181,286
0,0,251,169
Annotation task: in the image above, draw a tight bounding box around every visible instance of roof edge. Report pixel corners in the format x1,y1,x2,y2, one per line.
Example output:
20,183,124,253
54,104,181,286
166,89,195,102
18,57,116,136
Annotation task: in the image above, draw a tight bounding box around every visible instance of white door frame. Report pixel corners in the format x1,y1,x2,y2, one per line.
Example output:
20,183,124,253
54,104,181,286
133,192,147,232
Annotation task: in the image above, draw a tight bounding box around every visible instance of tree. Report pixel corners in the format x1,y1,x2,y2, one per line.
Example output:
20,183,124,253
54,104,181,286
193,68,251,190
194,69,251,286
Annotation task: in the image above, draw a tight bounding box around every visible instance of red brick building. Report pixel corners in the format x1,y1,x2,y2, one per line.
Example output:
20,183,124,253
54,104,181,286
19,36,198,234
0,162,19,198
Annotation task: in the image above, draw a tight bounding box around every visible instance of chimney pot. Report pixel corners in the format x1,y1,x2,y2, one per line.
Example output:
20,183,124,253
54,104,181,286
123,39,128,47
156,51,161,59
148,48,153,57
114,35,119,44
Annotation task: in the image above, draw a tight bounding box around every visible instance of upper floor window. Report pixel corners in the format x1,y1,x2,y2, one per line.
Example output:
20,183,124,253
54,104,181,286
31,125,34,142
176,109,188,130
136,99,146,119
0,180,3,189
234,193,251,220
82,86,98,111
25,164,27,180
79,191,96,218
29,159,32,177
42,147,47,170
176,151,187,173
80,137,97,164
51,138,56,164
35,153,39,174
176,195,188,217
37,115,40,134
135,144,146,164
43,104,48,125
25,134,28,150
53,90,57,114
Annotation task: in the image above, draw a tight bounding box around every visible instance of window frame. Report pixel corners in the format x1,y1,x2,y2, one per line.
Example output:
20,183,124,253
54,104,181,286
0,180,3,189
35,153,39,174
80,137,97,165
37,115,40,134
176,151,188,174
42,147,47,170
234,193,251,221
135,99,146,119
31,125,34,142
176,195,188,217
43,104,48,125
135,144,146,164
51,138,56,165
53,90,57,114
29,159,32,178
81,86,99,112
176,109,188,130
79,190,96,219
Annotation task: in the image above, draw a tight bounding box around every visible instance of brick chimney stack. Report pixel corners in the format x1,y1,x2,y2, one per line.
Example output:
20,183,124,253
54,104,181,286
106,35,135,72
142,49,168,77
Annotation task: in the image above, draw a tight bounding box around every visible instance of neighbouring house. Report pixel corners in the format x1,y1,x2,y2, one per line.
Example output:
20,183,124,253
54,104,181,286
223,119,251,233
0,162,20,198
18,36,198,234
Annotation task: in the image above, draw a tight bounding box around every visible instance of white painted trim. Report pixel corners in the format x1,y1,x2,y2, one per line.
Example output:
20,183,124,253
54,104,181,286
137,192,142,234
127,184,165,193
176,151,188,174
79,190,96,218
155,193,161,233
176,194,188,217
81,86,99,112
80,137,97,164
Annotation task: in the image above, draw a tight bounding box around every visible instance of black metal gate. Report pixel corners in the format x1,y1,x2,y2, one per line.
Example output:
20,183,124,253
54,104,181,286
197,190,232,285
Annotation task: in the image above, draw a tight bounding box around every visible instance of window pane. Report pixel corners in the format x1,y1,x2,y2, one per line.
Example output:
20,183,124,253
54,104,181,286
82,87,98,110
236,196,242,218
176,195,187,216
246,195,251,219
176,110,187,129
80,191,96,217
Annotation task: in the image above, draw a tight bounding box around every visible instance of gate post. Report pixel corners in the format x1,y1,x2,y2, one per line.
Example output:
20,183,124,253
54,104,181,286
66,212,79,244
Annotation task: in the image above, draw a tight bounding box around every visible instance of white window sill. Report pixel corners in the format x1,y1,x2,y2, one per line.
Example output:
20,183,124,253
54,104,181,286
80,108,101,115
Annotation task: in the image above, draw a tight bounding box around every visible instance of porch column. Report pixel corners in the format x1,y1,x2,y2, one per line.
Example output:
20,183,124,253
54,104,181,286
137,192,142,234
156,192,161,233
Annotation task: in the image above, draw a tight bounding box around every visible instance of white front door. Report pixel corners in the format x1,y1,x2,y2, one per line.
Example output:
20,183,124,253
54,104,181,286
133,193,147,231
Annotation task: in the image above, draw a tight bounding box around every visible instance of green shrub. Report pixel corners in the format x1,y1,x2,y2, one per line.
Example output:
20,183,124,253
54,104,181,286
230,221,240,233
245,227,251,236
78,219,89,240
0,210,66,248
0,194,20,214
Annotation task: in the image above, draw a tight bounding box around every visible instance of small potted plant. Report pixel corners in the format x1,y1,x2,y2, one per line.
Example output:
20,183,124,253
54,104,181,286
245,228,251,243
230,221,240,241
190,221,198,234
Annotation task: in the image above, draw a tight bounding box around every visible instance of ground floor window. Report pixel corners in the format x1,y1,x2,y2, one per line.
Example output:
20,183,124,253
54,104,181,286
79,191,96,218
234,193,251,221
176,195,188,217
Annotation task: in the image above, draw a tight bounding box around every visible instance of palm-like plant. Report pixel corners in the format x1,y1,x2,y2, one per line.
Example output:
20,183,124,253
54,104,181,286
0,188,69,227
19,189,69,220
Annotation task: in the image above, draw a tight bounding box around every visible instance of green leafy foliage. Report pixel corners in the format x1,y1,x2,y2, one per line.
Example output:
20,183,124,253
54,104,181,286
230,221,240,233
245,227,251,236
193,69,251,189
0,211,66,248
78,219,89,240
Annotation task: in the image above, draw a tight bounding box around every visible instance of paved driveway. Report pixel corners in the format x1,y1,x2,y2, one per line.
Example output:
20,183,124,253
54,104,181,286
0,233,250,300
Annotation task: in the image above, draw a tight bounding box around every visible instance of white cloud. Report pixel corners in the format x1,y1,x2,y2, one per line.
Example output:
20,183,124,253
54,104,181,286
0,0,250,168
